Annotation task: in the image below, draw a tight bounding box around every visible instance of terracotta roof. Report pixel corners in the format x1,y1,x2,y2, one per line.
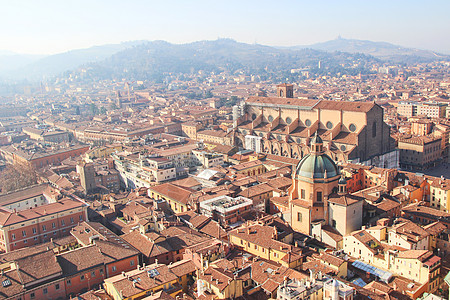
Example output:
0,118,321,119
246,96,377,113
351,230,383,254
105,264,179,298
0,183,49,206
172,177,201,189
15,250,62,285
238,183,273,198
229,224,302,259
390,218,429,243
199,266,234,292
149,183,192,205
396,249,429,259
301,260,336,275
318,252,345,267
328,193,363,206
142,290,175,300
121,230,159,257
402,202,450,222
168,259,197,277
423,221,447,236
57,245,107,276
0,269,25,299
321,225,343,242
0,198,85,226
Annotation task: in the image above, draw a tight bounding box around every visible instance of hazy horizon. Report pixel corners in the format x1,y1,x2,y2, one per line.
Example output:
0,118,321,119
2,36,450,57
1,0,449,56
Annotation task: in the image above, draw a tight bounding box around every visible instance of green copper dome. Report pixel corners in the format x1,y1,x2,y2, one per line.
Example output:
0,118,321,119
295,153,339,179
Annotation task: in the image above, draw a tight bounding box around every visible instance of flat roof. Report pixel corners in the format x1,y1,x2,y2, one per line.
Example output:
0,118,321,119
200,195,252,213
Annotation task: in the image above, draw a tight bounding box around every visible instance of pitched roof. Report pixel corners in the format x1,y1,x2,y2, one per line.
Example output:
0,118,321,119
149,183,192,205
0,198,85,226
246,96,377,112
168,259,197,277
57,245,107,276
16,250,62,285
105,264,178,298
198,266,234,292
328,193,363,206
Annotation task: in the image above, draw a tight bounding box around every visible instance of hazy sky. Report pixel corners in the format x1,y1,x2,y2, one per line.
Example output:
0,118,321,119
1,0,449,55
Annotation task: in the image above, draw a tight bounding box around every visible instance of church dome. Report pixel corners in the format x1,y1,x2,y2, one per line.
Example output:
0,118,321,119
295,153,339,179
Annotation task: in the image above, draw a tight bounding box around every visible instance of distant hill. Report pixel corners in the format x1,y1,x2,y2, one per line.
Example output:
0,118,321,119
2,38,448,84
290,38,450,63
64,39,378,82
0,53,45,74
1,41,145,81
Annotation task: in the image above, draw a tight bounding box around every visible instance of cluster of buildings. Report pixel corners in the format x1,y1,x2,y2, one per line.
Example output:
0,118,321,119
0,59,450,299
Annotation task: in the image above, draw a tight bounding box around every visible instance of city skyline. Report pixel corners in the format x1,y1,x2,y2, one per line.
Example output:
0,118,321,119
1,0,450,55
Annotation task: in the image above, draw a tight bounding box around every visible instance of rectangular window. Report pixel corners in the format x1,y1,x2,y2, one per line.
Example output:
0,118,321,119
22,230,26,237
52,223,56,229
70,217,74,224
61,220,65,226
55,283,60,290
30,293,35,299
43,288,48,294
67,279,71,286
12,233,16,240
317,191,323,202
91,271,96,277
32,228,37,234
111,266,116,272
297,212,302,222
42,225,46,231
301,189,306,199
79,215,83,221
130,260,135,266
80,275,85,281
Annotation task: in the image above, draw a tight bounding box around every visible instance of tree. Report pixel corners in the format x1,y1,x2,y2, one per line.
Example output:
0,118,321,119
109,102,118,110
90,103,98,115
0,164,38,193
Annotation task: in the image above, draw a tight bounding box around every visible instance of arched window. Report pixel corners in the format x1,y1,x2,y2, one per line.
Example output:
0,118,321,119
372,121,377,138
280,90,284,97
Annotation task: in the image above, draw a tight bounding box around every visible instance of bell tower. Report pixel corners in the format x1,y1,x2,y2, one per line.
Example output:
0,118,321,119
338,176,347,195
289,132,341,235
276,83,293,98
